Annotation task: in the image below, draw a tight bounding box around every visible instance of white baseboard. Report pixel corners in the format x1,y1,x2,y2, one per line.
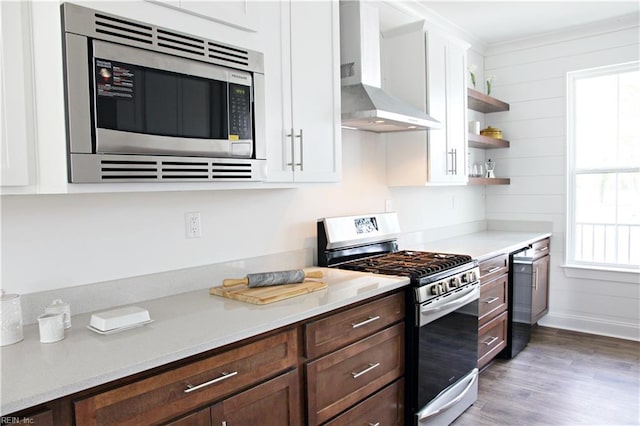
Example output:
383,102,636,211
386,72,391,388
539,312,640,342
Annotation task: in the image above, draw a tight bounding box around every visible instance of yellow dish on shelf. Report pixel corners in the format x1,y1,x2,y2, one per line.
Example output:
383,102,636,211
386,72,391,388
480,126,503,139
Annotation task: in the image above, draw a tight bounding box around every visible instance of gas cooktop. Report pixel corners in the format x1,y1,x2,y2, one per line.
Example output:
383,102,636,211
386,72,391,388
337,250,473,280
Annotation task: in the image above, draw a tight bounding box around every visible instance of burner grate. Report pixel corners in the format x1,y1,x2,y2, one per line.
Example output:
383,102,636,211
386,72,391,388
339,250,473,279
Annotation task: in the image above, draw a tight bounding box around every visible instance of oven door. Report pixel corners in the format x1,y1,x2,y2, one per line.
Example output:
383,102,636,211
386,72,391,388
415,282,479,425
92,40,253,158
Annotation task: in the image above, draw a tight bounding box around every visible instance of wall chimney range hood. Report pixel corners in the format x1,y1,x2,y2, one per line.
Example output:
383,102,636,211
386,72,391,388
339,0,440,133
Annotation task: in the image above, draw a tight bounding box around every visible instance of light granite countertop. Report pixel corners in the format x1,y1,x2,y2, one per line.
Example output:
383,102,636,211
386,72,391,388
0,268,409,415
1,229,551,415
404,230,552,261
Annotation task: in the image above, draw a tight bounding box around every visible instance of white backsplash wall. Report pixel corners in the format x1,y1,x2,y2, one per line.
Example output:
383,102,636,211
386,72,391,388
483,15,640,340
1,130,485,295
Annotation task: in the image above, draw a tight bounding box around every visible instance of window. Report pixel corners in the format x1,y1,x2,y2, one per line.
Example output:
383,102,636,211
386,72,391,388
567,61,640,271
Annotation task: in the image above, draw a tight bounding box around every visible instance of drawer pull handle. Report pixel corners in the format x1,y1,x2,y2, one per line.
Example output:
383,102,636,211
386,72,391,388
485,266,501,274
184,371,238,393
351,315,381,329
352,362,380,379
368,423,380,426
484,297,500,304
483,336,499,346
537,246,549,252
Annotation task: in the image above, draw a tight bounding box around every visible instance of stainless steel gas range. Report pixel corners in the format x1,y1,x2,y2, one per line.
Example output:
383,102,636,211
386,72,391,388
317,212,480,426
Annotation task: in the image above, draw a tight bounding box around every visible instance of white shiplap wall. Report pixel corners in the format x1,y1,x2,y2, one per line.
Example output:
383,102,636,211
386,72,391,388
483,14,640,340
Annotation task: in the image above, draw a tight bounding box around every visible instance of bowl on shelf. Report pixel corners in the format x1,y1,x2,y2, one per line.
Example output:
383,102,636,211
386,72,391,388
480,126,503,139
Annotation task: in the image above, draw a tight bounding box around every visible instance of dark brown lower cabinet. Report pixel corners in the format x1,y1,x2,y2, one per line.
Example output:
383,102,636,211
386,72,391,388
210,370,301,426
531,254,550,324
165,370,301,426
324,379,404,426
165,408,211,426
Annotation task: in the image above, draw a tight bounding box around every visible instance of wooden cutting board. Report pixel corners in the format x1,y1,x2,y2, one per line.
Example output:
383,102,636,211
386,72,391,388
209,280,327,305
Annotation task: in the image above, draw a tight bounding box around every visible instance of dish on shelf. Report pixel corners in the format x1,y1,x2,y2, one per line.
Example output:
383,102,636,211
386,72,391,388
480,126,503,139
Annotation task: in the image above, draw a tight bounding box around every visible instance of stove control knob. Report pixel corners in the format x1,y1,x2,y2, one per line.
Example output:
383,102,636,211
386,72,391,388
469,271,477,282
461,273,469,283
450,277,460,288
431,284,443,296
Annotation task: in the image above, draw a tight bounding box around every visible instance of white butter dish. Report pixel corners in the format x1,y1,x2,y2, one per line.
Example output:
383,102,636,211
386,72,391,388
89,306,151,332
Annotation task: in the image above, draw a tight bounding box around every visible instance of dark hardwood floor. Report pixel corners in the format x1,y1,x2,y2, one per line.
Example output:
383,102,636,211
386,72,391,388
453,326,640,426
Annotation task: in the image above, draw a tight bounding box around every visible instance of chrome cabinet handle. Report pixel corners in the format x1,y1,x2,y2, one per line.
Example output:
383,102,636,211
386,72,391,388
295,129,304,171
537,246,549,252
484,297,500,304
483,336,498,346
533,267,539,290
351,315,380,329
368,423,380,426
286,128,295,171
352,362,380,379
184,371,238,393
485,266,501,274
453,148,458,175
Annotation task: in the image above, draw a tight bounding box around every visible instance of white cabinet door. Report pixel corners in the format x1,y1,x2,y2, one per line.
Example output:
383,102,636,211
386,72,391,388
425,30,449,184
428,31,468,185
268,0,341,183
1,1,32,187
384,23,468,186
446,41,468,185
178,1,259,32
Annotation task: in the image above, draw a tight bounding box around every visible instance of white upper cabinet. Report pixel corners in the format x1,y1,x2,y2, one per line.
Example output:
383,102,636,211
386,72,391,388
1,1,33,187
267,0,341,183
383,22,469,186
178,1,260,32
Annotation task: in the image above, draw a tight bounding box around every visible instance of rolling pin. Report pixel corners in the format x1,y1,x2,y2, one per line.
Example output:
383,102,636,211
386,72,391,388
223,269,323,288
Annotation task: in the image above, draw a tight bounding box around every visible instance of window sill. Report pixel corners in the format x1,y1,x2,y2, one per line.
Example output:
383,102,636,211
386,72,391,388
561,264,640,284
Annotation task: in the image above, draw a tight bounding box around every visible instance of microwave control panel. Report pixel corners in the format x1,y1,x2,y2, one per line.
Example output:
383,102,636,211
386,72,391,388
229,83,252,140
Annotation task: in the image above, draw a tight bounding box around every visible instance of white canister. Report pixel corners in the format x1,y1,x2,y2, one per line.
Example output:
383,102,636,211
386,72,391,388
468,120,480,135
0,289,24,346
38,313,65,343
45,299,71,329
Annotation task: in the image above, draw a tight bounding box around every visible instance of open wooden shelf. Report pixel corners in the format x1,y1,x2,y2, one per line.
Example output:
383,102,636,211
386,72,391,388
467,177,511,185
467,88,510,113
468,133,510,149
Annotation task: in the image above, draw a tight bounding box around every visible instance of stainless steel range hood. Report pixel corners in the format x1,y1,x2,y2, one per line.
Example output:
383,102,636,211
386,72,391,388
340,0,440,133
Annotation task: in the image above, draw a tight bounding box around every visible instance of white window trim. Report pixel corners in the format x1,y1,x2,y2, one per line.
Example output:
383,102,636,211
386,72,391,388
566,61,640,274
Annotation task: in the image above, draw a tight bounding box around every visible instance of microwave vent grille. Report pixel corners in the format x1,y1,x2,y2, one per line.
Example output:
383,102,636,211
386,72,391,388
94,13,153,45
98,159,254,181
208,42,250,67
91,12,251,67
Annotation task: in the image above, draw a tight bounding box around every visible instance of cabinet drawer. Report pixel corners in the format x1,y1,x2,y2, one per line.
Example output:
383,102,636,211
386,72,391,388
478,311,507,369
531,238,550,261
478,254,508,284
478,274,508,326
304,292,404,359
74,329,297,426
306,323,404,425
324,379,404,426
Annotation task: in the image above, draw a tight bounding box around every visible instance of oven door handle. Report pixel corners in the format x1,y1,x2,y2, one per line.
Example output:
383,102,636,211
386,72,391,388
419,283,479,325
418,368,479,422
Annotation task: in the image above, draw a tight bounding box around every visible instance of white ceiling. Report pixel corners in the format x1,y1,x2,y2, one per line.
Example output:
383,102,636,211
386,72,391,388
380,1,640,46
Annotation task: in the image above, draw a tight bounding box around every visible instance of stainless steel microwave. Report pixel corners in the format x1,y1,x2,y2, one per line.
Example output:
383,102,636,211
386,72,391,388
61,3,266,182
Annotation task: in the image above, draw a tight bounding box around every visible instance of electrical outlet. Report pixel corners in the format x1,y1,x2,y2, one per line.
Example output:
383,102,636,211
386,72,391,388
185,212,202,239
